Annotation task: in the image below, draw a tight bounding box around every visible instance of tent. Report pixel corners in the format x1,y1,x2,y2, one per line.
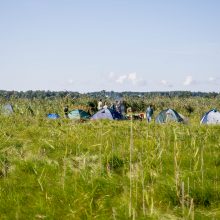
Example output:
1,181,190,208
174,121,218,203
2,104,14,115
47,113,60,119
156,109,184,124
68,109,90,120
91,108,123,120
200,109,220,124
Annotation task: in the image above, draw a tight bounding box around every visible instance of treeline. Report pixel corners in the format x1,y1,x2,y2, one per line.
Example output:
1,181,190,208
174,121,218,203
0,90,80,99
0,90,219,99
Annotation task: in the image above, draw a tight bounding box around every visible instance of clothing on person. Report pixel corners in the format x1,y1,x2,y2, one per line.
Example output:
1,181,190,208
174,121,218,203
115,101,121,113
64,106,69,118
146,105,154,122
103,102,108,109
120,102,125,115
110,103,116,111
97,100,103,110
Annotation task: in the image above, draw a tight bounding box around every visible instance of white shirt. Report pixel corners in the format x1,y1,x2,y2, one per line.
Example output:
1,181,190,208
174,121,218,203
98,101,103,110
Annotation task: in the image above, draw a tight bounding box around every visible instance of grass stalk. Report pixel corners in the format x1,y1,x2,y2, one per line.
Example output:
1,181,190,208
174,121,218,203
129,116,133,218
181,181,185,217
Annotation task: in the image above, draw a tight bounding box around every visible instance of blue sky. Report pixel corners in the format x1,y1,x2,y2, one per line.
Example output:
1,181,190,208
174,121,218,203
0,0,220,92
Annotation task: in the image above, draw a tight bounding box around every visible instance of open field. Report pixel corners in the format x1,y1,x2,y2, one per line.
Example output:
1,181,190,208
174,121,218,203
0,97,220,219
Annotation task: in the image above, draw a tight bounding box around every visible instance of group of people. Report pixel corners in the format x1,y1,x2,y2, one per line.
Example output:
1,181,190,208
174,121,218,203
99,99,154,123
63,100,154,122
98,99,125,115
97,99,107,110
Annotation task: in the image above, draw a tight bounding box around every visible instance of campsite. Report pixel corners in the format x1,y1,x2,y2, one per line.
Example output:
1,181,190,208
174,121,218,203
1,0,220,218
0,92,220,219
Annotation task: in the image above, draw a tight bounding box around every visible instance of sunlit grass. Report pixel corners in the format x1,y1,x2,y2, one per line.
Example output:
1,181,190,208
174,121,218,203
0,111,220,219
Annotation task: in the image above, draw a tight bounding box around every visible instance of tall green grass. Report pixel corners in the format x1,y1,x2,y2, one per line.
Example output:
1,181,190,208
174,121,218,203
0,112,220,219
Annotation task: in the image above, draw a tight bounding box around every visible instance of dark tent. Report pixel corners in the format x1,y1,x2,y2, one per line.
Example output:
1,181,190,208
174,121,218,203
91,108,123,120
47,113,60,119
155,109,184,124
68,109,90,120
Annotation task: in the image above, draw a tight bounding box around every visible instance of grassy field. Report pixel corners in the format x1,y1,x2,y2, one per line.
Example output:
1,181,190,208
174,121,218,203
0,98,220,219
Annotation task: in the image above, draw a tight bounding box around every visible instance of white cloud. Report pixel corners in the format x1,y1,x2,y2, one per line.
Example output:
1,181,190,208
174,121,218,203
115,72,147,87
160,79,173,87
183,75,193,86
128,72,137,84
116,75,127,84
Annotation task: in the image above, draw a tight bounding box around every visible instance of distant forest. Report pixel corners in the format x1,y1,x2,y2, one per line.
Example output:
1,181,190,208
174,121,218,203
0,90,219,99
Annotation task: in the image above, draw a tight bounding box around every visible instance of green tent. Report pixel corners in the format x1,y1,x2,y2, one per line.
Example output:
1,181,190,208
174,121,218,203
68,109,90,120
156,109,184,124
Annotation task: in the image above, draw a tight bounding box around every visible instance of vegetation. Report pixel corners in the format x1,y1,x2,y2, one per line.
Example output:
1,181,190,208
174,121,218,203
0,95,220,219
0,90,219,100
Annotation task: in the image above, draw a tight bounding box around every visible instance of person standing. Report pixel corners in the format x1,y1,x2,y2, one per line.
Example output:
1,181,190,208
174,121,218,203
146,104,154,122
64,105,69,118
103,101,108,109
110,102,115,111
97,99,103,110
115,100,121,113
119,100,125,115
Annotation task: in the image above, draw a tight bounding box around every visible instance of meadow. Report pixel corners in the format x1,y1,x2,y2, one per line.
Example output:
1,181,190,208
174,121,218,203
0,96,220,219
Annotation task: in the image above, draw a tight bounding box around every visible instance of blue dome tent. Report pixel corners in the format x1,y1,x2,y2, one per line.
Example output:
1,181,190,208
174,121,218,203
200,109,220,124
91,108,123,120
47,113,60,119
